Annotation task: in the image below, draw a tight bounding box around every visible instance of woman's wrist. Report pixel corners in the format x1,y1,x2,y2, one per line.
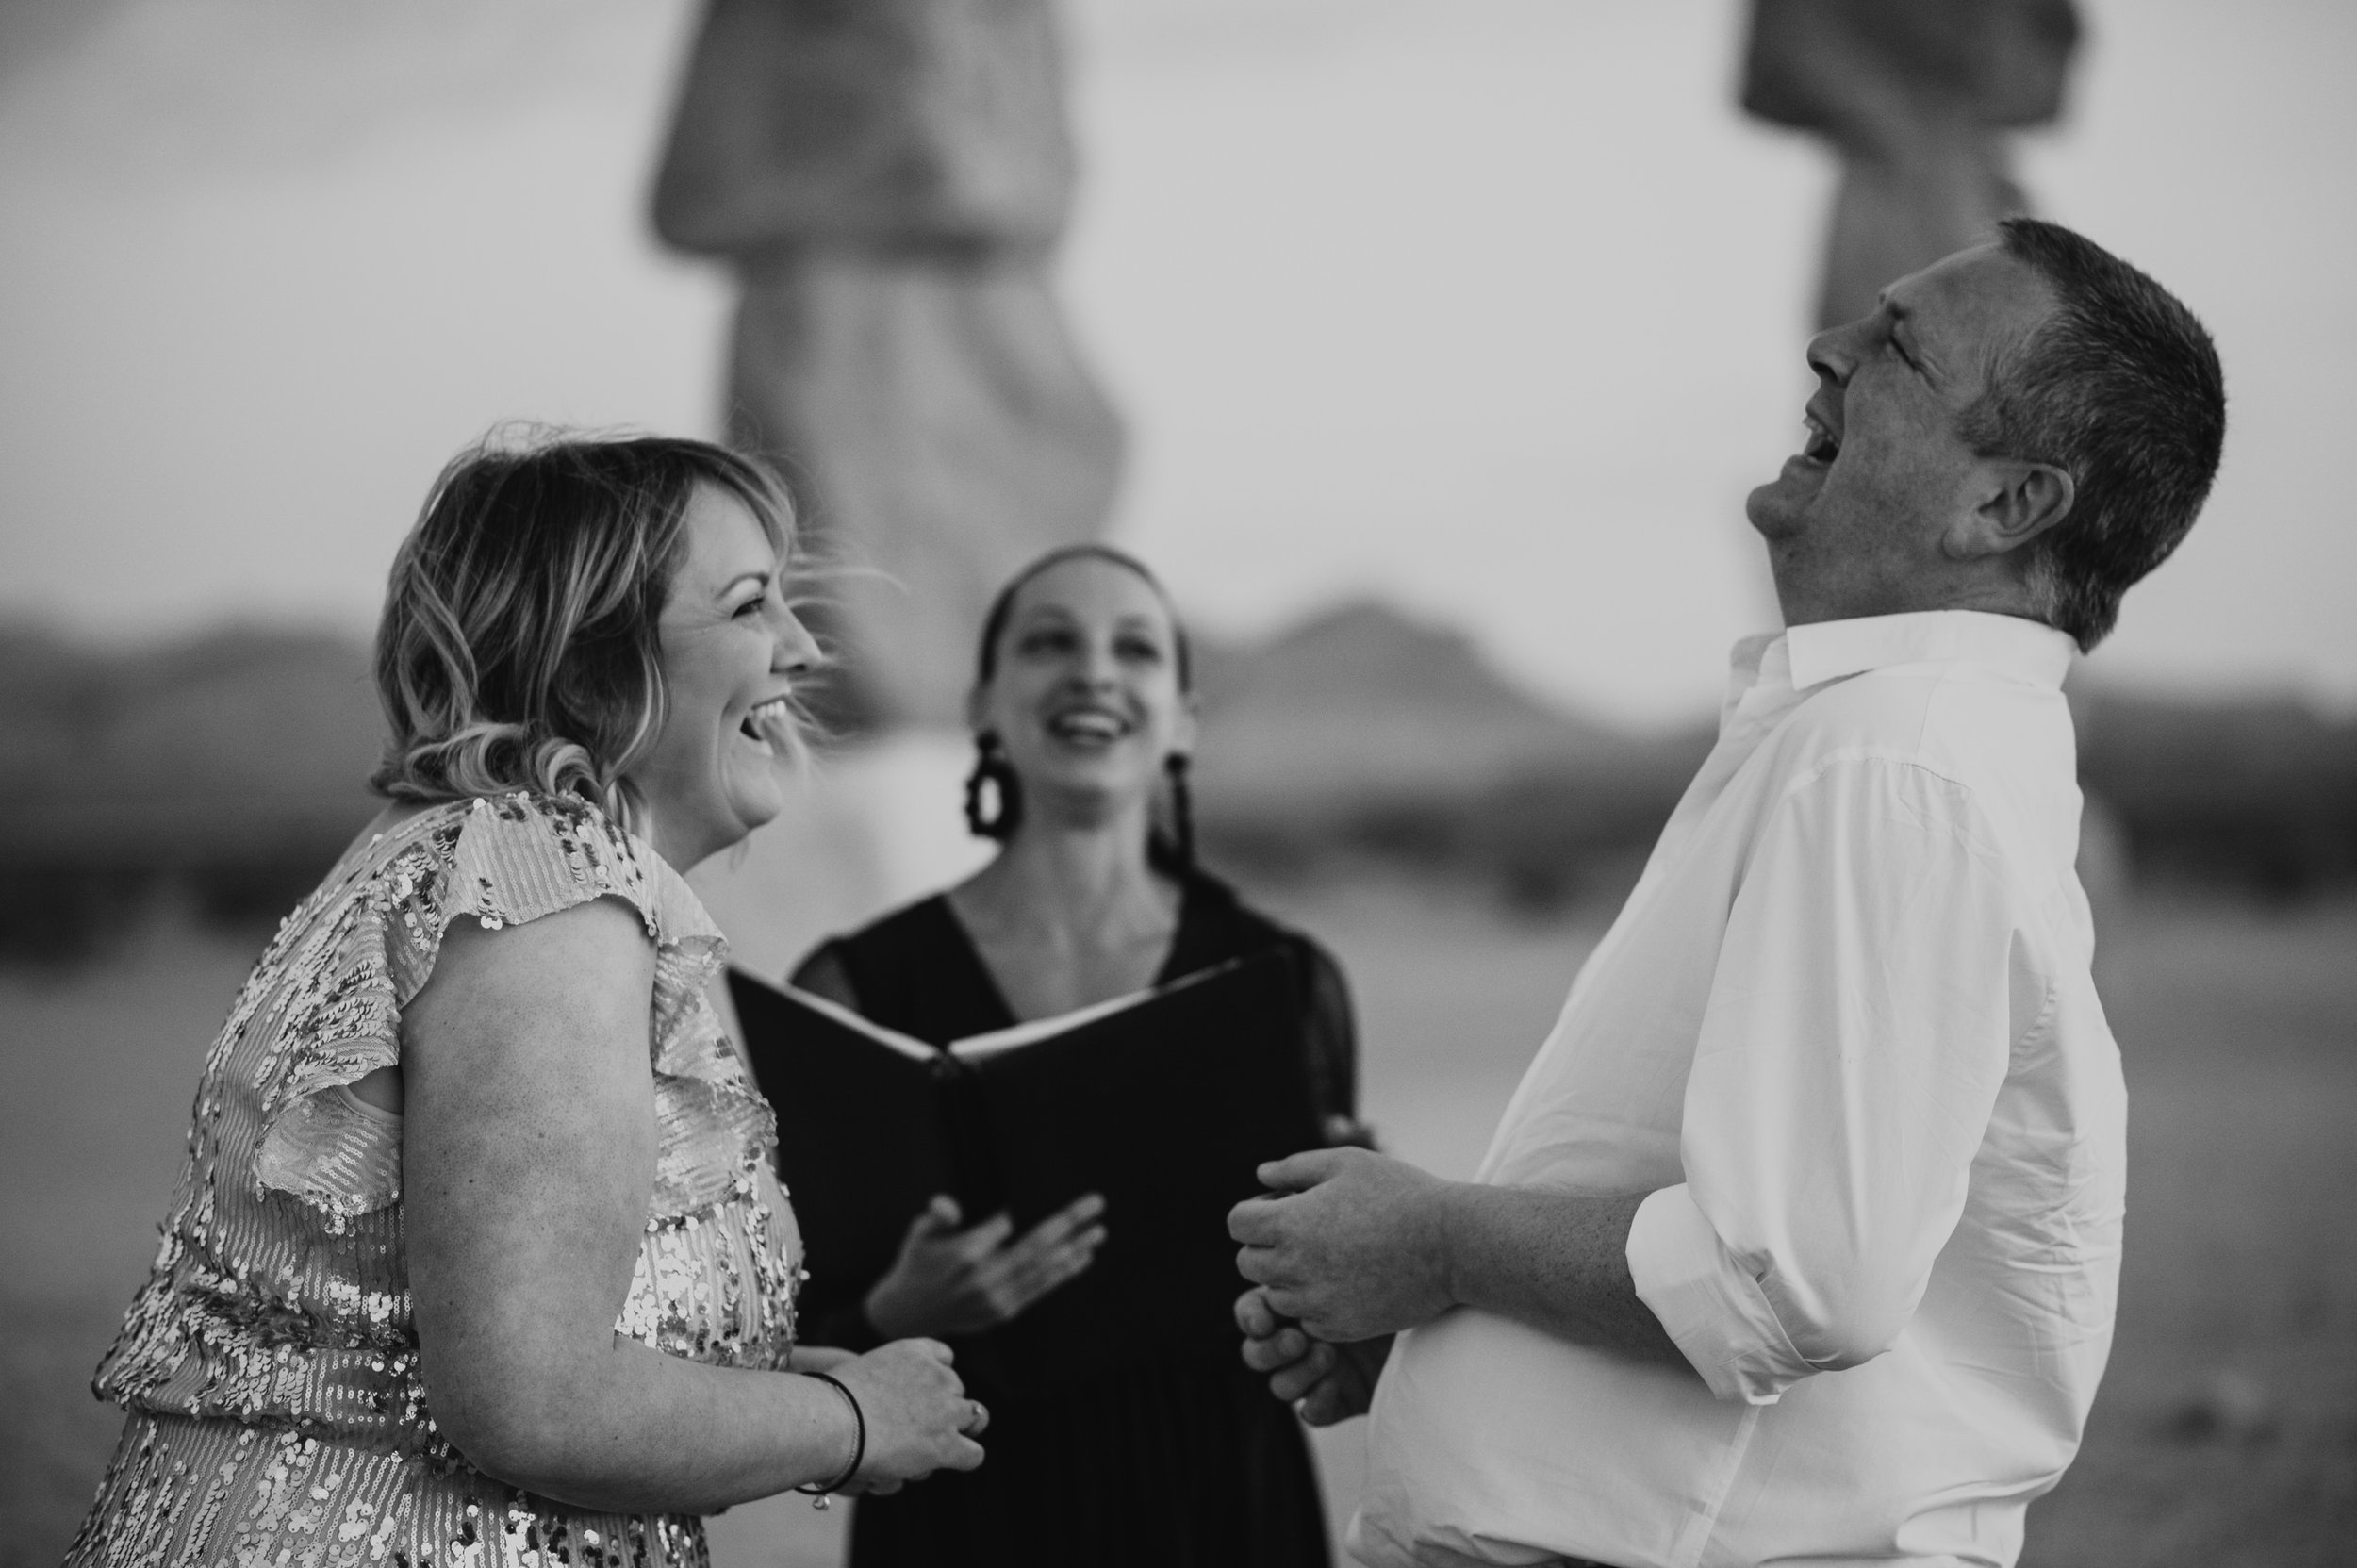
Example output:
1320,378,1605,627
793,1371,865,1502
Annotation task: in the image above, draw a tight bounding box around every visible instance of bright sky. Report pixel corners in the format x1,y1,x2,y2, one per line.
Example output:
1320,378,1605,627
1,0,2349,725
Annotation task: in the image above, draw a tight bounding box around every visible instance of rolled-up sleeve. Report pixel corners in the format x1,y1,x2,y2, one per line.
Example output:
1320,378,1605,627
1626,755,2024,1404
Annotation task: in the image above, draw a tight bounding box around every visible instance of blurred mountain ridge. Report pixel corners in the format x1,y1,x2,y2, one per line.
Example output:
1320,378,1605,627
0,623,383,846
3,604,2354,960
1190,598,1638,808
0,625,385,955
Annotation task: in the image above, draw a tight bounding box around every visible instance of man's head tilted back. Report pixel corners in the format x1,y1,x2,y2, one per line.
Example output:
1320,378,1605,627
1749,216,2226,651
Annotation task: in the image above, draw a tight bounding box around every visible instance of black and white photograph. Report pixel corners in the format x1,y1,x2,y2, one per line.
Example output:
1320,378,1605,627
2,2,2351,1565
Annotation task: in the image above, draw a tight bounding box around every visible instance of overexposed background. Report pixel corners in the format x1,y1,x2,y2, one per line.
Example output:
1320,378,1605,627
6,6,2356,1564
2,0,2350,725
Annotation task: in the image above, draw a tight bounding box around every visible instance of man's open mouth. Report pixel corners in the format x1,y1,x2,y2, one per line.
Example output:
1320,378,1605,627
1802,410,1841,463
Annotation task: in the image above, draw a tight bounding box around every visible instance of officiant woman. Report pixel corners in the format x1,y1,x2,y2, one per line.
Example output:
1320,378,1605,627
67,434,987,1566
789,544,1361,1567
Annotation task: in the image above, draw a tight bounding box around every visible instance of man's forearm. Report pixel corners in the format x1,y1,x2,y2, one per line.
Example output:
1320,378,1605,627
1232,1149,1700,1377
1431,1185,1697,1377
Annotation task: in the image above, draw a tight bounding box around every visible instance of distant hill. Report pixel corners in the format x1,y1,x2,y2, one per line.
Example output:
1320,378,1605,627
1191,600,1634,810
0,626,385,954
2074,687,2357,897
3,608,2352,959
1185,601,1710,902
1187,605,2357,904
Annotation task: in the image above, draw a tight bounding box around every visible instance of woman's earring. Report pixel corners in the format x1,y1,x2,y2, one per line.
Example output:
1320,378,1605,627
964,732,1019,839
1162,752,1195,868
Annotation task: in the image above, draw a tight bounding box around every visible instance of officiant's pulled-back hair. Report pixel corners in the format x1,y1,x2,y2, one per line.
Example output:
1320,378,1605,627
1964,217,2227,651
973,543,1195,692
371,429,797,829
965,543,1196,869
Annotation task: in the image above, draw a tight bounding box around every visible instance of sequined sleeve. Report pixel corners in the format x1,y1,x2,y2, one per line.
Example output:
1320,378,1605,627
249,792,689,1223
79,790,799,1563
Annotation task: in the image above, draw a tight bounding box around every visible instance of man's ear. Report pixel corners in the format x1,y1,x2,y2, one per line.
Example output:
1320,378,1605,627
1946,460,2075,560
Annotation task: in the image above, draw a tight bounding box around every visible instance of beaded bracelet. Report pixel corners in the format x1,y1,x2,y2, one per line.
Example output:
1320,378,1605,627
794,1372,865,1510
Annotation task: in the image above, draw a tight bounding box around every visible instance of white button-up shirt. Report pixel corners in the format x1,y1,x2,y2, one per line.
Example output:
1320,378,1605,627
1353,611,2125,1568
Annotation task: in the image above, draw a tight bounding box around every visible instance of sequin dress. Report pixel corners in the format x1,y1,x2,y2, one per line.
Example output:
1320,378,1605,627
67,792,802,1568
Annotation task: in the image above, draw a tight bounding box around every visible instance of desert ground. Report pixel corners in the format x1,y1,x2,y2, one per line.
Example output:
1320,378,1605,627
4,883,2351,1566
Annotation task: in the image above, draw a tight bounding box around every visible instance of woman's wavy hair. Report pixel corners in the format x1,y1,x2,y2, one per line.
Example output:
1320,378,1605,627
370,429,800,833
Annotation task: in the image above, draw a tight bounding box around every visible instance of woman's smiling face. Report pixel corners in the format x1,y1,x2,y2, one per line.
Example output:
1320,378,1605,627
973,554,1195,829
626,483,817,868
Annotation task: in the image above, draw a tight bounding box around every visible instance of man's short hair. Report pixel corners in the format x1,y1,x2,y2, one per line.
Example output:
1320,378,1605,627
1960,217,2226,651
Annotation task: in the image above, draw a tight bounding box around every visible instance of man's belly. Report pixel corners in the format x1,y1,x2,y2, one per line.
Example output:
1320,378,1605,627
1353,1308,1754,1568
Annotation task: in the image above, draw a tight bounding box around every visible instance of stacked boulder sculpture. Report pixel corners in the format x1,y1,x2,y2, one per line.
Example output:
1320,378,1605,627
1742,0,2082,329
652,0,1122,728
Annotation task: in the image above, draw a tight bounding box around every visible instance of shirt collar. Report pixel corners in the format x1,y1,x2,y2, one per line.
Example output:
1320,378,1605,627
1773,610,2078,693
1720,631,1790,727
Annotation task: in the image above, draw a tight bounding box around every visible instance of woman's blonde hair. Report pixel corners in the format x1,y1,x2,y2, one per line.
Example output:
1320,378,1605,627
371,430,800,831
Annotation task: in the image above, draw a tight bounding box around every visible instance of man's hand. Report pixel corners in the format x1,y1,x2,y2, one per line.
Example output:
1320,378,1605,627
1235,1286,1389,1426
1228,1147,1457,1343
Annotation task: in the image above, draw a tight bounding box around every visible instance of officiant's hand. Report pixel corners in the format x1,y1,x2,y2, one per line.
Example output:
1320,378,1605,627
864,1193,1107,1340
1229,1147,1455,1343
1235,1286,1390,1426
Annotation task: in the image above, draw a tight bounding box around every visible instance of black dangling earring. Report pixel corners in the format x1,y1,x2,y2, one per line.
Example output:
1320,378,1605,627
964,732,1019,840
1162,752,1195,869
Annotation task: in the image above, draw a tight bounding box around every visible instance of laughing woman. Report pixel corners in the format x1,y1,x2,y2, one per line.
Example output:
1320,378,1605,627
66,435,984,1567
789,545,1362,1568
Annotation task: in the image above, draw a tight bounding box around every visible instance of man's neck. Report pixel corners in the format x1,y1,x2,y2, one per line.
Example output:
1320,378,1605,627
1769,553,2047,633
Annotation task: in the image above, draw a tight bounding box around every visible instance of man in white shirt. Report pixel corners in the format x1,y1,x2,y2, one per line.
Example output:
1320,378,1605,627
1229,216,2226,1567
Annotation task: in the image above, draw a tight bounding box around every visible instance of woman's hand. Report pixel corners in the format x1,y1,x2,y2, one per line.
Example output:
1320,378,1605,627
831,1338,990,1491
864,1193,1106,1340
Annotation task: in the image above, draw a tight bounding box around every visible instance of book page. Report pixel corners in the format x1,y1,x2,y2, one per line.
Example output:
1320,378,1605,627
750,976,941,1065
945,957,1250,1062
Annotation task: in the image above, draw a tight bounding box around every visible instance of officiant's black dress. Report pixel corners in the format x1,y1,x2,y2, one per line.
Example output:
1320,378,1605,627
788,868,1356,1568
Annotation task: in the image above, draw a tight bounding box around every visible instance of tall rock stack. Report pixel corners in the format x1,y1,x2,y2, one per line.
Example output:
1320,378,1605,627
1740,0,2082,330
652,0,1123,729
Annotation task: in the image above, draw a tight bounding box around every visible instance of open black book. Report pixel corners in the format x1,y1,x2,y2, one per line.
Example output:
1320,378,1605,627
728,953,1319,1395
